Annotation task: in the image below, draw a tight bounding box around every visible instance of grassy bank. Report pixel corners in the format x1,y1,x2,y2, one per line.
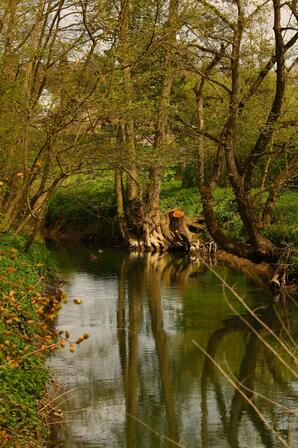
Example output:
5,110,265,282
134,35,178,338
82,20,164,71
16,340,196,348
46,179,298,250
0,235,63,447
45,179,119,243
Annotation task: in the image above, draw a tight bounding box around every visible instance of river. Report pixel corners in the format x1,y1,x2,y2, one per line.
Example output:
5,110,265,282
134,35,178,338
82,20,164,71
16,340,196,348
47,245,298,448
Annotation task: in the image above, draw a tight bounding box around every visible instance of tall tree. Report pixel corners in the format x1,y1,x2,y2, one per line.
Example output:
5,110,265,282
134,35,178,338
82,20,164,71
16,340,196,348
182,0,298,259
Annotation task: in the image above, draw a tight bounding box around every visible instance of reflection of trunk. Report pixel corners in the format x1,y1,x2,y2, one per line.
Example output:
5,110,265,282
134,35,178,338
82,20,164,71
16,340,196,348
117,257,128,375
246,405,274,448
143,0,178,251
147,262,179,443
126,280,140,447
116,257,141,447
201,328,230,447
229,333,259,448
119,0,138,204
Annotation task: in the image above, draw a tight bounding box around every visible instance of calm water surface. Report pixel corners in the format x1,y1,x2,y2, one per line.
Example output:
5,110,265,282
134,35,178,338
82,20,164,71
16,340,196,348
48,246,298,448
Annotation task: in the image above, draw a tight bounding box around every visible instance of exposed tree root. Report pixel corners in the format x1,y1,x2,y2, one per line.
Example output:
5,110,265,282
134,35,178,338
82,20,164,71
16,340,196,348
126,209,204,254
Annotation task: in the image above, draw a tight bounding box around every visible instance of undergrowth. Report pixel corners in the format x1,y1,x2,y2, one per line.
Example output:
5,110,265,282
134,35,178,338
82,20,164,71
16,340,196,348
46,179,297,253
0,235,63,447
45,179,119,242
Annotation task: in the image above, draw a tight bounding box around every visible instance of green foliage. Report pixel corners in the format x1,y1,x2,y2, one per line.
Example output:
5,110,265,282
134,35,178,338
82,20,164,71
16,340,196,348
0,235,60,447
46,177,119,240
263,224,298,247
160,181,243,240
262,192,298,247
289,255,298,277
160,180,202,215
161,183,298,249
47,178,297,248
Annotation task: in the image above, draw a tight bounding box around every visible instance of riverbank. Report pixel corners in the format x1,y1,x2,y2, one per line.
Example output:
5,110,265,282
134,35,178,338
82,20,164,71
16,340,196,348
45,180,298,283
0,235,64,447
45,181,298,247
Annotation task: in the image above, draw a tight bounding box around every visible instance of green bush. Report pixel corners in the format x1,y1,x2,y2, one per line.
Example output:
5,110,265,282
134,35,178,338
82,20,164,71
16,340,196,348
46,180,117,227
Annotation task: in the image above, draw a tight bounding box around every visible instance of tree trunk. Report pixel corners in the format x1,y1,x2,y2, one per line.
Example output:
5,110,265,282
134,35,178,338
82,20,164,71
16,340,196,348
119,0,138,203
220,2,280,259
194,46,249,257
142,0,179,250
114,0,185,252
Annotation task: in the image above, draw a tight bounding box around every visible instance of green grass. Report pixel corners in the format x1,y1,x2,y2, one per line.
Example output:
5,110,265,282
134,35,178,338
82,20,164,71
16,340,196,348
160,182,243,240
46,178,119,241
46,178,298,251
0,235,61,447
160,181,202,215
262,191,298,247
160,182,298,248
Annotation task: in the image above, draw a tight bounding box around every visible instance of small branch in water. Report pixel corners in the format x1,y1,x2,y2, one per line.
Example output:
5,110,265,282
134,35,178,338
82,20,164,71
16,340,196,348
222,355,298,416
203,262,298,367
221,288,298,378
47,419,84,425
273,304,298,350
192,339,291,448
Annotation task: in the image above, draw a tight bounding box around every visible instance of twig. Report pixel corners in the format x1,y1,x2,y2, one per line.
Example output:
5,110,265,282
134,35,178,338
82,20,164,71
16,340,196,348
0,343,59,369
192,340,290,448
15,278,42,306
223,355,298,416
40,387,81,411
221,289,298,379
204,262,298,365
273,305,298,350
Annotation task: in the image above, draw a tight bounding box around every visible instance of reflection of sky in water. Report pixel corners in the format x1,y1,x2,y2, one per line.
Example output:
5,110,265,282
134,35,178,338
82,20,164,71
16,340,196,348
48,248,298,448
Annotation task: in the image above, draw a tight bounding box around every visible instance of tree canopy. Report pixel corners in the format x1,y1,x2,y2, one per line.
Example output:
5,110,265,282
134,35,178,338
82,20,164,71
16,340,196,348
0,0,297,256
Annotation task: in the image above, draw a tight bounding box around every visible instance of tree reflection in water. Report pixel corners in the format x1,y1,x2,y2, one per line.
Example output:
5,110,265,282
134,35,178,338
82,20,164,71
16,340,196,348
116,251,297,448
48,246,297,448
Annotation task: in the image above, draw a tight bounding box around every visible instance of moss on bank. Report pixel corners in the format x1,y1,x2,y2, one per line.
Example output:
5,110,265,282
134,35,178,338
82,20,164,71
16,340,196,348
0,235,63,447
